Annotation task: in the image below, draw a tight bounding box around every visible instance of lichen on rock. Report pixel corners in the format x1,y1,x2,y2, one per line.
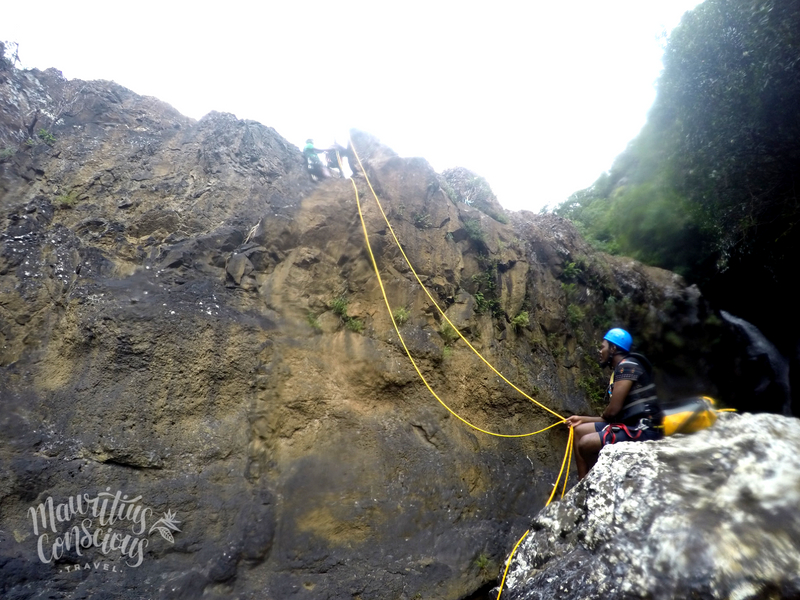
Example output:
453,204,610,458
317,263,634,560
501,413,800,600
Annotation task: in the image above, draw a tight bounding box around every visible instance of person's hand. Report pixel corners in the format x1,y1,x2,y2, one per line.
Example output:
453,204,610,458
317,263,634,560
564,415,584,428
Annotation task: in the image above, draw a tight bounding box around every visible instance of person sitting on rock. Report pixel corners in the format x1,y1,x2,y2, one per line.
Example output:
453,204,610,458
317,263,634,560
303,139,330,180
565,328,663,479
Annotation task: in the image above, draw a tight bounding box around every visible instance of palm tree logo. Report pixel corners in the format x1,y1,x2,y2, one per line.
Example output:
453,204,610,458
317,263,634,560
148,510,181,543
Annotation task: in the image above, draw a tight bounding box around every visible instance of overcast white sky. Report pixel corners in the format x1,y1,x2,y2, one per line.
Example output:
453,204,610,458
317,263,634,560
3,0,702,212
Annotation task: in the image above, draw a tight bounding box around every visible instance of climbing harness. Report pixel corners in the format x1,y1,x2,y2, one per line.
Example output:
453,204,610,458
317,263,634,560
602,422,644,445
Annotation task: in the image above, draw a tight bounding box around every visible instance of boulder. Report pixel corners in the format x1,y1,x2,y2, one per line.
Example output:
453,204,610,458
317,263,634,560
501,413,800,600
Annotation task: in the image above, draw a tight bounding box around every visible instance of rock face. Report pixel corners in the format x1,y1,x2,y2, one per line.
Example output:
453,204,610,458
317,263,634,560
501,413,800,600
0,56,749,599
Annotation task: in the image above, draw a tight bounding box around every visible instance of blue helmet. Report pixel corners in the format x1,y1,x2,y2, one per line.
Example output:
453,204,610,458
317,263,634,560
604,328,632,352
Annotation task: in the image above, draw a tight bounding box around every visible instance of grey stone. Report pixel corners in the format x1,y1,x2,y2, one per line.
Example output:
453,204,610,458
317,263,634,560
501,413,800,600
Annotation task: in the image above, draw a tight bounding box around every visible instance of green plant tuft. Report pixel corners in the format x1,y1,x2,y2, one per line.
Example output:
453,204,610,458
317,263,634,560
37,128,56,145
567,304,585,328
511,311,529,331
392,306,410,326
471,257,502,317
306,314,321,330
345,318,364,333
463,219,485,243
561,282,578,300
413,212,431,229
440,322,459,345
562,261,582,281
491,211,509,224
56,191,80,209
547,333,565,359
330,296,349,317
441,181,459,204
578,376,606,411
475,553,491,575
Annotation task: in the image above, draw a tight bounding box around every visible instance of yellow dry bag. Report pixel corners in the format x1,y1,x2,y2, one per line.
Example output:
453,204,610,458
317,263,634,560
662,396,719,436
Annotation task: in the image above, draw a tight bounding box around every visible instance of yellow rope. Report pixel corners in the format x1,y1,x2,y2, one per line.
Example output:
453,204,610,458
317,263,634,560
349,137,565,423
346,141,575,600
496,529,530,600
561,427,574,499
545,427,573,506
493,427,573,599
352,176,562,438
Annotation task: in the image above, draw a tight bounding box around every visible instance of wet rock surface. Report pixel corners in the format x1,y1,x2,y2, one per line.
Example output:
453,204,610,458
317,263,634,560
0,60,766,599
501,413,800,600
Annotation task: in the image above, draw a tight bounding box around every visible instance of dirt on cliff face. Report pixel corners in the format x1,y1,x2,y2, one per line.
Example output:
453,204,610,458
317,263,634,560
0,64,724,599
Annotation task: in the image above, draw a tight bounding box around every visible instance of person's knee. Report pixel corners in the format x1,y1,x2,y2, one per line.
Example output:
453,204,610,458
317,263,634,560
577,433,601,458
573,423,596,442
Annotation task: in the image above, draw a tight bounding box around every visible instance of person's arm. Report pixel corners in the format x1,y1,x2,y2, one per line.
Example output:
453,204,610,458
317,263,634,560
565,415,606,427
602,379,632,421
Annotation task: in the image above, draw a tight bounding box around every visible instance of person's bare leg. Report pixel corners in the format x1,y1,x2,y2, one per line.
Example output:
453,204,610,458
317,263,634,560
577,432,602,479
572,423,600,479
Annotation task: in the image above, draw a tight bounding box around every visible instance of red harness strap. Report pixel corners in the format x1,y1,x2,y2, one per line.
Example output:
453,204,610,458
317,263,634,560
602,423,643,445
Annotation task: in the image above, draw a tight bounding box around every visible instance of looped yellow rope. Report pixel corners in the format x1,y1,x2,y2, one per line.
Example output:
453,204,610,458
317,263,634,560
351,177,560,438
344,140,574,599
348,138,564,422
495,426,573,600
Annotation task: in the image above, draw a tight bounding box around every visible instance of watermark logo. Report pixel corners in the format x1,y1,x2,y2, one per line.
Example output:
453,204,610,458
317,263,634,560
27,488,181,571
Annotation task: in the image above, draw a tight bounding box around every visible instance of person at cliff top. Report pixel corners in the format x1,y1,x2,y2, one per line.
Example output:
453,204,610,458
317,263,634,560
303,139,330,180
565,328,663,479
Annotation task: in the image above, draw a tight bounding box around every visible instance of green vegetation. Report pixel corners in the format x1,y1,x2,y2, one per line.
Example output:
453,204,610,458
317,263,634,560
492,212,509,224
37,128,56,145
392,306,410,326
546,333,565,360
560,282,578,301
579,355,607,411
56,191,80,209
413,212,431,229
345,318,364,333
330,295,364,334
442,345,453,360
463,219,485,244
566,304,585,328
561,261,582,281
475,553,493,577
510,311,529,331
306,314,321,331
578,376,606,411
555,0,800,298
330,296,348,317
471,257,501,317
592,296,617,330
0,148,14,160
441,181,458,204
439,322,459,345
